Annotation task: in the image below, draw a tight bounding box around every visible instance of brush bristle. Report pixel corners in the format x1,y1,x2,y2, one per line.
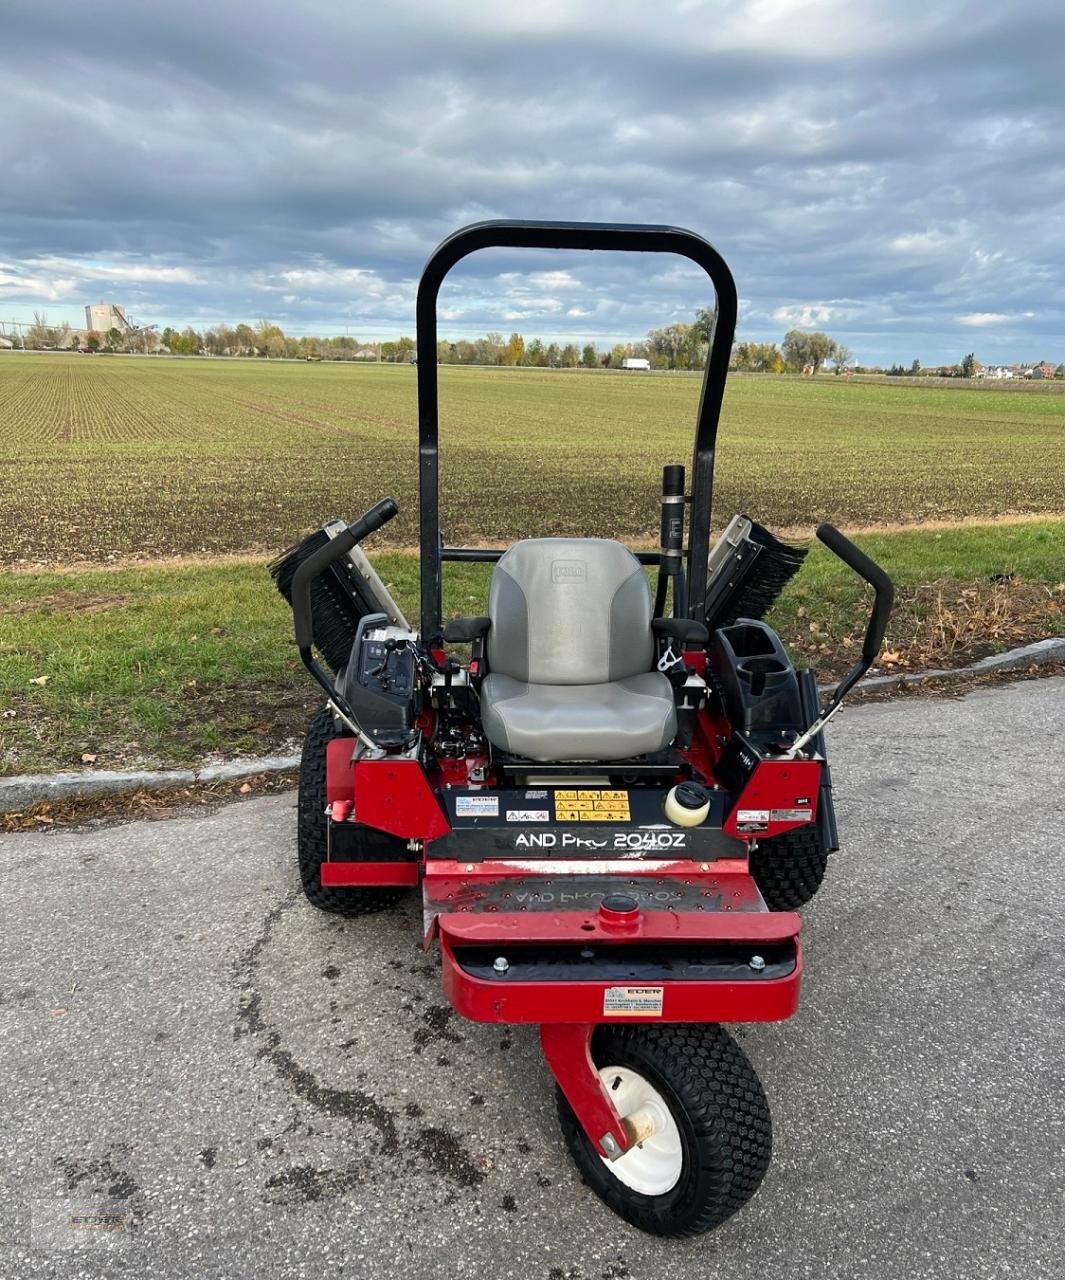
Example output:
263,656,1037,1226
703,518,807,631
269,530,361,672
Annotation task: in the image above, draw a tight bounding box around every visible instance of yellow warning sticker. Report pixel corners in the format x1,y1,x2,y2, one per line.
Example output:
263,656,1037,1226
554,790,630,822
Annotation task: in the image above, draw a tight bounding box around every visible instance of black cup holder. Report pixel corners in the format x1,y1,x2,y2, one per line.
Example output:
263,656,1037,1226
738,656,789,696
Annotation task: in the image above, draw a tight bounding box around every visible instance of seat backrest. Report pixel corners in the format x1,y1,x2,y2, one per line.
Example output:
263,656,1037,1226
488,538,653,685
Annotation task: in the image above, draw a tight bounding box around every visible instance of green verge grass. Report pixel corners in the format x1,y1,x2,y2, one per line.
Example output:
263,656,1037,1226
3,521,1061,776
2,356,1064,563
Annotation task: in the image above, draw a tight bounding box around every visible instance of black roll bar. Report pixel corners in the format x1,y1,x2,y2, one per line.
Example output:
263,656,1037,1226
415,220,738,641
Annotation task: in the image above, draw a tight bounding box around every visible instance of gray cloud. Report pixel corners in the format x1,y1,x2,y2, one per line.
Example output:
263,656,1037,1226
1,0,1063,363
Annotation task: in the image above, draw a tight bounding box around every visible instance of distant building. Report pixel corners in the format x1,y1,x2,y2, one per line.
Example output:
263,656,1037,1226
621,357,650,371
1030,362,1057,380
85,303,131,334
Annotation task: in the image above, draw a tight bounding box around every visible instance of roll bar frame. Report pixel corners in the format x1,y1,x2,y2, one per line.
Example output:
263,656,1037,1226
415,220,738,641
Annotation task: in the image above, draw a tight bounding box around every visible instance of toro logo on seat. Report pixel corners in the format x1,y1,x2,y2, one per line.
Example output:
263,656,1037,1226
552,560,587,584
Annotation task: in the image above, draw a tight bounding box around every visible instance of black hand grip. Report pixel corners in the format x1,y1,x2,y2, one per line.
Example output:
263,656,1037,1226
292,498,399,649
816,524,894,662
815,523,895,706
347,497,400,545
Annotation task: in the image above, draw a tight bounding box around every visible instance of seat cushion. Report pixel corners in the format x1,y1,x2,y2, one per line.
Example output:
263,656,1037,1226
480,671,677,763
488,538,654,685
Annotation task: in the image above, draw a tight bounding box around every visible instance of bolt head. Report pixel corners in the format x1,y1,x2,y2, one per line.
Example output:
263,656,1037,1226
493,956,509,974
749,954,766,972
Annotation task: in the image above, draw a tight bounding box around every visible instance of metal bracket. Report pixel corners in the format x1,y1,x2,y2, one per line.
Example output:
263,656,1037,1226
539,1023,630,1160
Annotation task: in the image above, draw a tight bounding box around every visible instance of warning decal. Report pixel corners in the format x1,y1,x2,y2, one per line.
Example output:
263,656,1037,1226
555,790,631,823
604,986,664,1017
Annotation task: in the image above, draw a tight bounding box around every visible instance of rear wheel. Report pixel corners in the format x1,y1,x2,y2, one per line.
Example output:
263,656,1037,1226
556,1023,771,1237
750,825,829,910
297,706,407,915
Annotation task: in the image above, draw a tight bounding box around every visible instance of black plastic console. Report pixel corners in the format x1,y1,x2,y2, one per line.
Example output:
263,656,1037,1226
710,620,804,739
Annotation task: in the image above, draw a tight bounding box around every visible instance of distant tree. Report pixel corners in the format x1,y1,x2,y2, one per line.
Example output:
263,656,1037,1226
106,326,125,351
581,343,598,368
646,323,693,370
502,332,525,366
85,331,102,352
523,338,546,367
474,332,503,364
170,326,204,356
545,342,561,368
731,341,783,373
960,352,976,378
692,305,717,346
782,329,838,375
609,343,630,368
257,320,286,358
161,327,178,351
25,310,55,349
560,343,579,368
832,345,852,375
910,358,921,376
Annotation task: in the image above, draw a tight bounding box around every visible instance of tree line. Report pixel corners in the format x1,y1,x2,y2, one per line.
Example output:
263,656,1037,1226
20,307,1056,378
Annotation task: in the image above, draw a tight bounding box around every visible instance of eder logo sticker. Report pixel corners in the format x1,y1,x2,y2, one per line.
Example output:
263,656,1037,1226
551,560,587,584
604,986,664,1017
455,795,499,817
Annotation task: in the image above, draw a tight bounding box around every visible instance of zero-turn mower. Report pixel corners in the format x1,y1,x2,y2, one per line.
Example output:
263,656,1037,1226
271,220,894,1236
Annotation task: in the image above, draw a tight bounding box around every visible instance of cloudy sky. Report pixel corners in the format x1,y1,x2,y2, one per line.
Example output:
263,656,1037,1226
1,0,1062,364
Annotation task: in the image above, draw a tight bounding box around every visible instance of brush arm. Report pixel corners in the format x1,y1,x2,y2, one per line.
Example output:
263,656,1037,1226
291,499,398,649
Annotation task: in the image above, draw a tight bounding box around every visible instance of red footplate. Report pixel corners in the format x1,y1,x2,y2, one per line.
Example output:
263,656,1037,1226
427,860,802,1025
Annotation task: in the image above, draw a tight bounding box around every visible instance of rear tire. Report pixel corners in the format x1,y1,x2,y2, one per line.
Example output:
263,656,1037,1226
297,706,406,915
556,1023,771,1237
750,825,829,910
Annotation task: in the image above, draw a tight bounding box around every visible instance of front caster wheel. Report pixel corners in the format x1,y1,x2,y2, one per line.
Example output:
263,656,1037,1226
556,1023,771,1237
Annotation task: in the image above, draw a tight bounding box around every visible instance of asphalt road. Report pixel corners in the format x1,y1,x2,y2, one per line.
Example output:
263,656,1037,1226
1,678,1062,1280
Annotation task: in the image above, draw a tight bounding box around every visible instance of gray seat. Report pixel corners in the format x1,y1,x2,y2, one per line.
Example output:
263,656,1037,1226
479,538,677,762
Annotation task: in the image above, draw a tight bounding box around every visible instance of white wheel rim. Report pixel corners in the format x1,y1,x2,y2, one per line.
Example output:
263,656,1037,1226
598,1065,683,1195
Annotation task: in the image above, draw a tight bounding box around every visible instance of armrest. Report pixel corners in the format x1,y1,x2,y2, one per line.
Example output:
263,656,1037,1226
652,617,709,646
443,615,491,644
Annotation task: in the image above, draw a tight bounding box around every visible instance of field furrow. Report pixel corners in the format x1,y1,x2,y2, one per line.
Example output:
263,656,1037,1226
2,355,1063,564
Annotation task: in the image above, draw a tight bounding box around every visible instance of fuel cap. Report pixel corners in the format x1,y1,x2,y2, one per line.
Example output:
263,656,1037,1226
665,781,712,827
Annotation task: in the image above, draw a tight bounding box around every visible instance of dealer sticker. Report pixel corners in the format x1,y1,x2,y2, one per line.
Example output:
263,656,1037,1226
455,795,499,817
506,810,550,822
604,986,664,1017
737,809,770,824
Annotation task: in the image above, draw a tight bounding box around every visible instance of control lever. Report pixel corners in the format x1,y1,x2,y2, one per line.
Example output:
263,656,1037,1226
787,524,894,756
369,637,399,678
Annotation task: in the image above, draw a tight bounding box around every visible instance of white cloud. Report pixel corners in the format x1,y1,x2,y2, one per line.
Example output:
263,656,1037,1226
772,303,839,327
957,311,1035,327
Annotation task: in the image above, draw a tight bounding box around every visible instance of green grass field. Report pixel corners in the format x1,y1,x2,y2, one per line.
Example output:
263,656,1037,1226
2,355,1062,779
3,524,1061,775
2,355,1063,563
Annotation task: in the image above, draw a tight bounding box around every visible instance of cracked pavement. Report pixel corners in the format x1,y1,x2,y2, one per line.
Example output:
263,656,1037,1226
1,677,1062,1279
